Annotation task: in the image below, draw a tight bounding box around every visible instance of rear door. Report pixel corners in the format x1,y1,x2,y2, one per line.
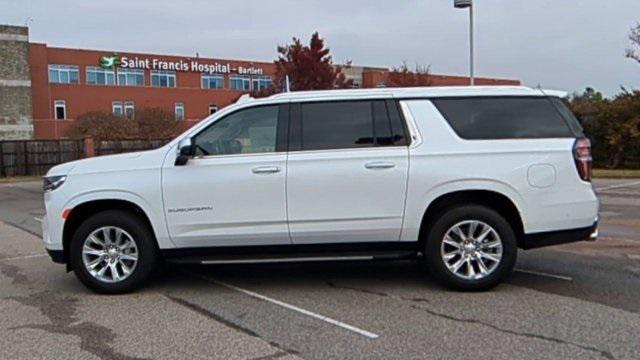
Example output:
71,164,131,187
286,99,410,244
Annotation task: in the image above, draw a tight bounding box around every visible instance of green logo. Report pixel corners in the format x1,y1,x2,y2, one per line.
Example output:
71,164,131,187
100,54,120,69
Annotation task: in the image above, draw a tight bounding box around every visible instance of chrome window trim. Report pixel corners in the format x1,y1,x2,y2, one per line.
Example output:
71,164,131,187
287,145,409,156
191,151,286,161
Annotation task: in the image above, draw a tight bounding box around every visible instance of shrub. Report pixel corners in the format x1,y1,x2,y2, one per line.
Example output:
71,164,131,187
385,63,432,87
133,107,181,140
70,108,181,140
68,111,135,140
570,88,640,168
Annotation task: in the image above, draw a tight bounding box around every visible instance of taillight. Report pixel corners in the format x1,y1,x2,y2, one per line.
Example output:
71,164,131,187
573,138,592,182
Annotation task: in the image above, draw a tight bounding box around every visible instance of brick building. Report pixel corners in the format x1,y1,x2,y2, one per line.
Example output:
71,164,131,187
0,24,520,140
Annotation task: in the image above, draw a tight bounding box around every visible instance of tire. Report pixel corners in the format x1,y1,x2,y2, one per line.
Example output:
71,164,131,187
424,205,517,291
70,210,158,294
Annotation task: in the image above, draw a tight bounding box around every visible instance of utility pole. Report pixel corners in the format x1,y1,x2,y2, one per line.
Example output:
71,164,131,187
454,0,474,85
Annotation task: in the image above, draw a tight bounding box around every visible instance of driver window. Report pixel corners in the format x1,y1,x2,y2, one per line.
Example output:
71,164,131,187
193,105,279,156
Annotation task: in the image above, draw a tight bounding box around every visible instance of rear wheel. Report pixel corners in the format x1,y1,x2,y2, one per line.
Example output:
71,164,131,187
70,210,158,294
424,205,517,291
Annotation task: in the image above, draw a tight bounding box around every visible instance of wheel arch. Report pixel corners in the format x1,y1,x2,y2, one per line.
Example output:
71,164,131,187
62,199,158,266
418,189,526,248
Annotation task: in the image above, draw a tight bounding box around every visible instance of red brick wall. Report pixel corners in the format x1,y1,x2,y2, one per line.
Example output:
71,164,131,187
30,45,276,139
361,69,520,88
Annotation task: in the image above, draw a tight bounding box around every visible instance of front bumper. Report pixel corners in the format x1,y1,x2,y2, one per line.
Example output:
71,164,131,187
42,210,66,264
520,220,598,250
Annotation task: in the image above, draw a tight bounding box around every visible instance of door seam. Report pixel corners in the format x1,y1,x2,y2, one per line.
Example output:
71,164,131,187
284,150,293,244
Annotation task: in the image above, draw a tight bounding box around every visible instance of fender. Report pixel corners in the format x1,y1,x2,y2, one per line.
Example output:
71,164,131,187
64,189,176,249
400,178,528,242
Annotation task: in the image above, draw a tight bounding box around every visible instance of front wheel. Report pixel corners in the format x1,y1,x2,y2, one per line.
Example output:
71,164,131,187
424,205,517,291
70,210,158,294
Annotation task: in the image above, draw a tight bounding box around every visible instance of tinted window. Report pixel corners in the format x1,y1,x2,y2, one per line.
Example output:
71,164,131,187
432,97,575,139
301,101,374,150
373,101,393,146
193,106,278,156
386,100,409,146
549,97,584,136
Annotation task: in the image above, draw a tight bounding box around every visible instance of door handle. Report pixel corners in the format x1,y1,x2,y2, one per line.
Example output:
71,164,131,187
252,166,281,174
365,162,396,170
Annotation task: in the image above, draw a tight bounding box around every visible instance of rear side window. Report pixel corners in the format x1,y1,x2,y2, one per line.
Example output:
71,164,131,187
549,97,584,136
301,101,373,150
431,97,575,139
297,100,407,151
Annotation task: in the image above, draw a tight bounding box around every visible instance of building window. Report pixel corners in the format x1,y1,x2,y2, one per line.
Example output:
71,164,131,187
54,100,66,120
124,101,135,119
118,68,145,86
151,70,176,87
209,103,218,115
229,75,251,91
86,66,115,85
112,101,123,116
48,65,79,84
175,102,185,121
252,76,273,91
201,73,224,89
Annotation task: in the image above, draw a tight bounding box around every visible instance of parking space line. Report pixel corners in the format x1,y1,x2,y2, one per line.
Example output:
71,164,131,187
595,180,640,191
514,268,573,281
201,276,379,339
0,253,47,262
33,217,42,223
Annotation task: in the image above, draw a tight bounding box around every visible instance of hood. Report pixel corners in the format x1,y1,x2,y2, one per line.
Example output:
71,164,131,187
46,147,169,177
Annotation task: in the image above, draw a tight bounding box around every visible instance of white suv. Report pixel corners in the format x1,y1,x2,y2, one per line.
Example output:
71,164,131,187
42,86,599,293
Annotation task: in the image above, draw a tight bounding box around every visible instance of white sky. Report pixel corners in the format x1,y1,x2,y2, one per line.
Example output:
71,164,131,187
2,0,639,96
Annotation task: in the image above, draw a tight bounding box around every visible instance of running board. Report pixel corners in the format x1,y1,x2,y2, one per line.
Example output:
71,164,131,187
165,250,418,265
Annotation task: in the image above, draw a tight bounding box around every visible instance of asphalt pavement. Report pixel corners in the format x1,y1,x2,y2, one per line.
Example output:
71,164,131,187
0,179,639,359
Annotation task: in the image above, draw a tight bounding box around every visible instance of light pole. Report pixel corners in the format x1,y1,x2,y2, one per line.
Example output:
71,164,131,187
454,0,474,85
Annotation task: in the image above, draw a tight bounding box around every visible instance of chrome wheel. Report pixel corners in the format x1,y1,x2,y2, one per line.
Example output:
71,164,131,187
440,220,503,280
82,226,138,283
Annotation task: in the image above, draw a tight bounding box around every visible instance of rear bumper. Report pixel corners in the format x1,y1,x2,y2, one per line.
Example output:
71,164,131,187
520,220,598,250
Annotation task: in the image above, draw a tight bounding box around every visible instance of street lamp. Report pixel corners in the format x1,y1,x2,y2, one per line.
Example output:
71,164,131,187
454,0,474,85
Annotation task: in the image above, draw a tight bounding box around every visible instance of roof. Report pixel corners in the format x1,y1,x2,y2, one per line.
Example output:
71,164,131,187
268,86,568,101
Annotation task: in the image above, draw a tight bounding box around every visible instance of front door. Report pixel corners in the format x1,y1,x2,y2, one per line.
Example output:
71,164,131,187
286,100,410,244
162,104,290,247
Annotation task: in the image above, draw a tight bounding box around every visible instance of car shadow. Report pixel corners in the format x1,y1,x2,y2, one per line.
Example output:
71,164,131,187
152,259,446,292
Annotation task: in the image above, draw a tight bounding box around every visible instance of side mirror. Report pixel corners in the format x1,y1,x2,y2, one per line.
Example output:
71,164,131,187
175,138,194,166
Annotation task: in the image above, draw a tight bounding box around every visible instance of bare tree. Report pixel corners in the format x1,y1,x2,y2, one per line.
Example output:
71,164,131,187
385,62,432,87
626,23,640,63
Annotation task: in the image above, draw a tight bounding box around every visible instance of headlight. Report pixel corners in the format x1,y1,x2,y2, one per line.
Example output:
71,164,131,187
43,175,67,192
